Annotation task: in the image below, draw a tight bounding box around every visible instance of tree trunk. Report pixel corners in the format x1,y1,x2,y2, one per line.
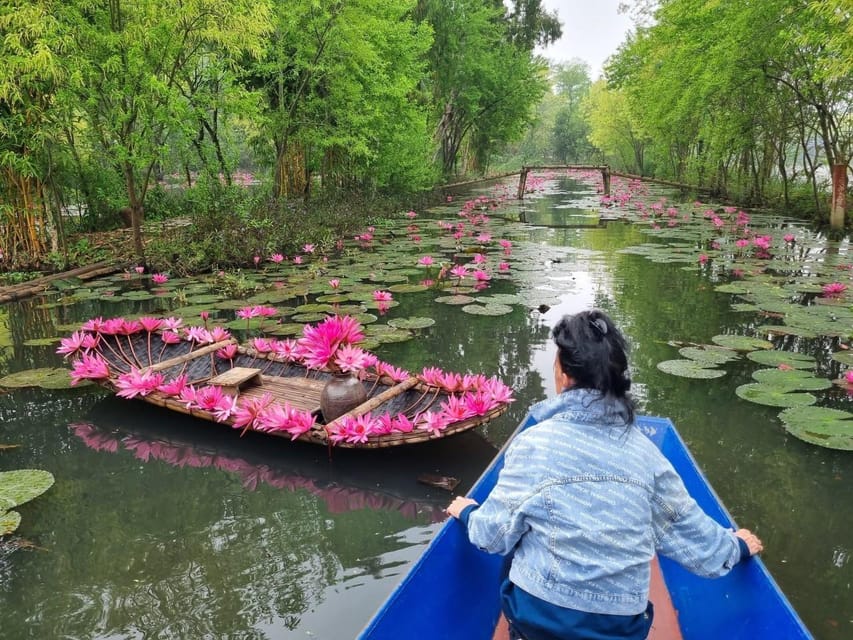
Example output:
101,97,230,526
830,163,848,230
122,161,146,263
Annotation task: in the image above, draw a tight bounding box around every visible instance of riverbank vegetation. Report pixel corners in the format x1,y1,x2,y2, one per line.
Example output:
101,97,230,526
0,0,559,272
2,0,849,277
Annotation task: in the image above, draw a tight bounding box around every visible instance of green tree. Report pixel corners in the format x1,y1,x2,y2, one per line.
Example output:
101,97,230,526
550,61,593,163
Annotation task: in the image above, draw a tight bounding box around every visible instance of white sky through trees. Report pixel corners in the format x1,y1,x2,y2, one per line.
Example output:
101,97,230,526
535,0,634,78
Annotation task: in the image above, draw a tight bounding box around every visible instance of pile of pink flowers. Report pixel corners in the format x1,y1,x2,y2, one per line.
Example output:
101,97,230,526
59,313,514,446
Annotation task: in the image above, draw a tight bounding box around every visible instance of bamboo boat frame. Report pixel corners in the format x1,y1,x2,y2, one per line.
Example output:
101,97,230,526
85,331,509,449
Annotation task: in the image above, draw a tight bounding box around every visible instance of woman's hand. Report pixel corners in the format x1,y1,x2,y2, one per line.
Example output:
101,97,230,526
735,528,764,555
445,496,478,519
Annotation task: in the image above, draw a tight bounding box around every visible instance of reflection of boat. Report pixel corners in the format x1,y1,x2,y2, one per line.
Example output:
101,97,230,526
62,316,511,449
71,398,501,523
360,415,812,640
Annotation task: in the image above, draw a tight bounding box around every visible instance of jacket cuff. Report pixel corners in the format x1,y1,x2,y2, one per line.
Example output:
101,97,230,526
459,504,479,528
737,537,751,562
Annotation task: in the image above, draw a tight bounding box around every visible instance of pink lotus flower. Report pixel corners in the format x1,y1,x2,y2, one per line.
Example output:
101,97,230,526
271,338,300,362
57,331,98,358
209,327,231,342
298,315,365,370
178,385,198,409
151,273,169,284
476,233,491,243
139,317,164,332
499,239,512,250
184,326,213,343
822,282,847,297
373,290,393,302
134,265,145,274
339,414,380,444
473,253,486,264
440,395,474,422
418,411,451,436
161,317,183,331
392,414,414,433
473,270,491,282
232,393,275,431
784,234,795,243
284,409,317,440
302,244,315,254
69,353,111,385
334,344,370,373
158,375,189,397
481,376,514,404
698,254,708,264
293,255,303,264
329,279,340,289
450,265,468,279
846,370,853,385
236,306,260,320
375,361,410,382
735,238,751,249
160,330,182,344
405,210,417,219
463,390,494,416
438,371,462,392
499,262,510,272
420,366,444,387
253,255,261,266
249,337,273,353
216,344,238,360
270,253,284,263
418,255,434,267
116,369,164,399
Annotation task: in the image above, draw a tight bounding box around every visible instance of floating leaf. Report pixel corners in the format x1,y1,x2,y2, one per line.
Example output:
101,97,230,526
714,283,751,294
387,317,436,330
756,324,819,339
0,469,55,511
0,368,72,389
711,335,774,351
476,293,523,305
373,329,413,344
735,383,816,408
746,350,816,369
778,406,853,450
22,337,59,347
291,312,331,323
0,510,21,536
656,360,726,379
830,351,853,367
678,346,739,365
751,369,832,391
461,303,513,316
435,295,476,305
388,283,429,293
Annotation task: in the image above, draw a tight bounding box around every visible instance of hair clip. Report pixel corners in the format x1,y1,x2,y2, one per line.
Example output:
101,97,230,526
589,318,608,336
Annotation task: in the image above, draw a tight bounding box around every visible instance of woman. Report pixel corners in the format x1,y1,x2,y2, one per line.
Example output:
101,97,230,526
447,309,763,640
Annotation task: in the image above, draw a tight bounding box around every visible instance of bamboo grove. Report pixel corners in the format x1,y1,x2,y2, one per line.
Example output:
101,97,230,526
0,0,560,269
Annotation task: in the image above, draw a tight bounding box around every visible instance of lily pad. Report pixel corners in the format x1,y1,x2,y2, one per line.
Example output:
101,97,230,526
751,369,832,391
0,510,21,536
830,351,853,367
714,283,752,294
745,350,816,369
476,293,523,305
734,383,816,408
656,360,726,379
388,283,429,294
373,329,413,344
22,337,60,347
0,469,55,511
711,335,774,351
0,368,72,389
778,406,853,450
387,317,436,330
678,346,740,366
461,303,514,316
435,295,476,305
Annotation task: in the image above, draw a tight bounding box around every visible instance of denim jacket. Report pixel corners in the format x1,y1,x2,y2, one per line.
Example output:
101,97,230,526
465,388,742,616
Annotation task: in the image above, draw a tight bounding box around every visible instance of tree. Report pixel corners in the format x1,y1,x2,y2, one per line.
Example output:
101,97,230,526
550,61,593,164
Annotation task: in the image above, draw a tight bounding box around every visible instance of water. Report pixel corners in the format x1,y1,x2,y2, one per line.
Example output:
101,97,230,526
1,175,850,639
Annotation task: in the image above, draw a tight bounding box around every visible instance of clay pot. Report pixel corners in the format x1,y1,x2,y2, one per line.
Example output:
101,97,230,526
320,372,367,422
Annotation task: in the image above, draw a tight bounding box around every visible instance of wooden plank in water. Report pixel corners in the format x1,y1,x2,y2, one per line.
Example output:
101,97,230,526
240,375,326,413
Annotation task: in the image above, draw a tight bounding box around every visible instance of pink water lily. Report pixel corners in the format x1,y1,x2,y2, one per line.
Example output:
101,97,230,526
69,353,111,386
846,370,853,385
418,255,434,266
216,344,239,360
57,331,98,358
116,369,164,399
158,375,189,397
230,394,272,432
298,315,366,370
271,338,300,362
418,411,451,436
329,278,340,289
450,265,468,279
151,273,169,284
302,243,315,253
138,317,164,332
160,330,182,345
822,282,847,297
270,253,284,263
184,326,213,344
405,210,417,219
334,344,371,373
372,290,393,302
161,317,183,330
375,361,410,382
440,394,474,422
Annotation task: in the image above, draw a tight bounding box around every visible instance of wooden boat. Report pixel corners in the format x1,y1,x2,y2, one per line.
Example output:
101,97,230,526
358,414,814,639
62,316,510,449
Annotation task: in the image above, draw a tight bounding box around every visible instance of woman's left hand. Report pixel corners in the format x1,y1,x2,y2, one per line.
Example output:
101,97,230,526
445,496,478,519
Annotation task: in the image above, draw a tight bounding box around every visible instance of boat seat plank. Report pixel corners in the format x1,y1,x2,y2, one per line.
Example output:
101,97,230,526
239,375,326,413
491,555,683,640
208,367,261,394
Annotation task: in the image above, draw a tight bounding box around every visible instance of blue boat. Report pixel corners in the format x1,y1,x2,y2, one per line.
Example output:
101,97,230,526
359,414,813,640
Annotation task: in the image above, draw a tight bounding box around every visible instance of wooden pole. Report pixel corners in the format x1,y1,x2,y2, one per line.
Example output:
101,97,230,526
517,167,529,200
602,166,611,196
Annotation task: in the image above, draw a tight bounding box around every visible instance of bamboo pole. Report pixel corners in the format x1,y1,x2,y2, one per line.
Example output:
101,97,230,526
324,376,420,430
140,339,236,374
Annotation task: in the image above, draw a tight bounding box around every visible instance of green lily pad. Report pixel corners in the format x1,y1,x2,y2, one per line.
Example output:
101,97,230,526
476,293,523,305
656,360,726,379
751,369,832,391
291,312,331,323
0,510,21,536
462,303,514,316
745,351,816,369
435,295,476,305
0,368,73,389
714,283,752,294
678,346,740,366
22,337,60,347
711,335,774,351
0,469,55,511
388,283,429,294
294,303,335,314
831,351,853,366
735,383,816,408
756,324,819,339
373,329,413,344
778,406,853,450
387,317,436,330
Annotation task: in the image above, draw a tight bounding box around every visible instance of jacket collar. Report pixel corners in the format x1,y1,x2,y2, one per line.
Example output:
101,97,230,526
528,388,630,427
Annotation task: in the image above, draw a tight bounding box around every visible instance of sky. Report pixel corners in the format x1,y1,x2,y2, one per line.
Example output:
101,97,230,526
534,0,635,79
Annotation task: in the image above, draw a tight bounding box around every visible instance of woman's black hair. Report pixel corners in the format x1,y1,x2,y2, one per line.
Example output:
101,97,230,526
552,309,636,424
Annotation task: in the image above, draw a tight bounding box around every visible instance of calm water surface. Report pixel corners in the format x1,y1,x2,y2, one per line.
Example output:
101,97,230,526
1,175,850,639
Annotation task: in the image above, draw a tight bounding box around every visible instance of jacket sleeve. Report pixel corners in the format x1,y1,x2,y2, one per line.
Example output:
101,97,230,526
465,434,541,556
651,463,742,578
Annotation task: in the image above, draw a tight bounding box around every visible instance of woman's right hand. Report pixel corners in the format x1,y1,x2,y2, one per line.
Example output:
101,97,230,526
735,529,763,555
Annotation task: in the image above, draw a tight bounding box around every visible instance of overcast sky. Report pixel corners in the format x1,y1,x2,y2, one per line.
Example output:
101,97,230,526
534,0,634,79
